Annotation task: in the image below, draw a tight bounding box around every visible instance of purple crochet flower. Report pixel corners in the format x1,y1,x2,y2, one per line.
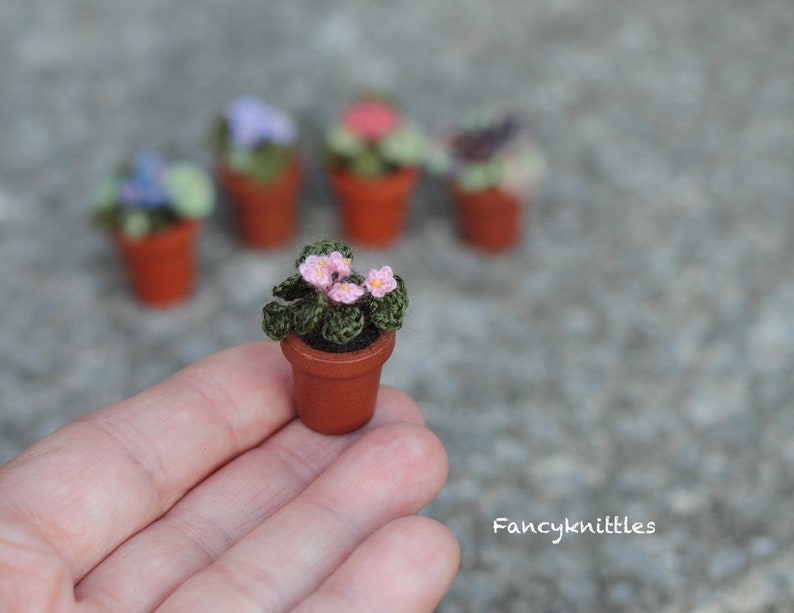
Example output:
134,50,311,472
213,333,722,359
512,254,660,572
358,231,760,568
119,151,169,209
263,108,297,145
226,96,296,148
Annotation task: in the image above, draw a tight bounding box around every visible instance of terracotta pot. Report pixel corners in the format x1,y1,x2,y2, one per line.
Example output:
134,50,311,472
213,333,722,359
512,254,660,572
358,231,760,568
113,221,200,308
328,167,419,248
218,158,302,249
280,331,396,435
450,184,525,253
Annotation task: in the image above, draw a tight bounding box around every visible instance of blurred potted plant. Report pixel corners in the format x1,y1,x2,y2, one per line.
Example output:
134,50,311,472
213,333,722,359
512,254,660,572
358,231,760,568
325,94,426,247
430,110,544,252
92,151,214,307
211,95,302,249
262,239,408,434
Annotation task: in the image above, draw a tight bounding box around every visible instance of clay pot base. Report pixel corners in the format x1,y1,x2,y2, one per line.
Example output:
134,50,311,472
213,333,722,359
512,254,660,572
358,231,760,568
113,221,199,308
280,331,396,435
450,185,524,253
218,158,302,249
329,167,419,248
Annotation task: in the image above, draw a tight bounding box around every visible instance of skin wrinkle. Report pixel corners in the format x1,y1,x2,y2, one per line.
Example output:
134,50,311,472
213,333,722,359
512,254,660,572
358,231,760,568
162,508,234,565
77,416,376,610
294,516,460,613
75,417,368,610
0,342,293,584
213,556,284,613
0,423,162,582
318,571,368,611
264,432,345,487
74,513,224,612
79,581,131,613
87,413,172,507
174,366,250,448
154,423,443,612
278,425,444,608
0,519,75,612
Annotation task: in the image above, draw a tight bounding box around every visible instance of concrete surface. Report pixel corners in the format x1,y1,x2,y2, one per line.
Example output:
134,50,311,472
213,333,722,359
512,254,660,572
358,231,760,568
1,1,793,610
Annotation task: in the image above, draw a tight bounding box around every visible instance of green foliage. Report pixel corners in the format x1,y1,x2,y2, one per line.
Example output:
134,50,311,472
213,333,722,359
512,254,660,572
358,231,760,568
368,276,408,331
380,122,426,166
164,164,214,219
262,239,408,352
455,159,505,192
327,128,427,179
430,109,545,195
261,302,291,340
272,274,313,301
325,97,428,180
210,97,299,184
225,142,293,183
91,154,214,239
321,305,367,345
295,240,353,266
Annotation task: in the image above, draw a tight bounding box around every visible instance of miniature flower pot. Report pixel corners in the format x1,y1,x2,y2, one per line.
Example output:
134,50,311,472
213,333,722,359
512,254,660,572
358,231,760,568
218,157,302,249
280,330,396,435
113,221,200,307
450,183,524,253
328,167,419,248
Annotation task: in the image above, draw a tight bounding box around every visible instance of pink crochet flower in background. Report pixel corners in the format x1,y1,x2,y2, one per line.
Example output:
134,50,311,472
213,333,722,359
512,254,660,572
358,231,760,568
341,99,400,141
328,281,366,304
299,254,334,290
365,266,397,298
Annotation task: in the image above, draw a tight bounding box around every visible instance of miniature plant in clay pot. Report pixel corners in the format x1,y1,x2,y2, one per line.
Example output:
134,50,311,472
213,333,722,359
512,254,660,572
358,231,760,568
325,94,427,248
430,110,544,253
262,239,408,434
210,95,302,249
92,151,214,307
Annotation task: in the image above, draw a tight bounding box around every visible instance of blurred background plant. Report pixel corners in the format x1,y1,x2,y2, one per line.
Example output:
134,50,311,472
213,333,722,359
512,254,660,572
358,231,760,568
92,151,214,238
210,95,299,183
325,94,428,179
428,110,546,195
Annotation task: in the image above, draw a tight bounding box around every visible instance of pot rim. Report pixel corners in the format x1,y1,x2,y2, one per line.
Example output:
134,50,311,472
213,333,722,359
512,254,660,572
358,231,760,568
113,219,199,250
280,330,396,379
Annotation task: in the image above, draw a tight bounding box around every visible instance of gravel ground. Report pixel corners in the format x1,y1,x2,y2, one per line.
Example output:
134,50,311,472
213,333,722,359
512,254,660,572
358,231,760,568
2,1,793,611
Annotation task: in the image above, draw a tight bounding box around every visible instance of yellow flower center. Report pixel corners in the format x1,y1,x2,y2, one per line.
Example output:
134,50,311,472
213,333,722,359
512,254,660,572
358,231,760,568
372,279,382,287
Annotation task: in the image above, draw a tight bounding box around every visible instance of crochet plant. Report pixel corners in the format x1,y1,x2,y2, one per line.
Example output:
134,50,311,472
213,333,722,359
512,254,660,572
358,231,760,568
430,110,545,193
325,95,427,179
92,151,214,238
262,240,408,352
210,95,299,183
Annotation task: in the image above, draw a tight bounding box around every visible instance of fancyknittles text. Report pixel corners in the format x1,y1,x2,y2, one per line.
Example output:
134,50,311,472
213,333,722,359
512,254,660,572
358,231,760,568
493,516,656,545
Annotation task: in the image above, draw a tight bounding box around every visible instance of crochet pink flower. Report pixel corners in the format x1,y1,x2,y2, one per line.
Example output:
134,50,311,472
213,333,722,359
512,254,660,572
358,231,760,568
341,99,400,141
328,251,352,277
327,281,366,304
365,266,397,298
298,254,334,290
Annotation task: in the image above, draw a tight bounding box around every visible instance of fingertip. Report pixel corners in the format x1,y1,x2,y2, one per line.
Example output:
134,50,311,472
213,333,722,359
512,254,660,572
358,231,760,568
292,515,461,613
376,515,461,611
355,422,450,512
390,514,461,573
375,385,425,426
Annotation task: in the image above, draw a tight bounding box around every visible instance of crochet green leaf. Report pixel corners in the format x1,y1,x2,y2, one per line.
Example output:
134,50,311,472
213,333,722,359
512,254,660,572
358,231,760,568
262,239,408,352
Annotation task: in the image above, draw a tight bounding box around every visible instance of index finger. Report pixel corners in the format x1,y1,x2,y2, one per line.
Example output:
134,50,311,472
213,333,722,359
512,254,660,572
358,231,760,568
0,341,294,581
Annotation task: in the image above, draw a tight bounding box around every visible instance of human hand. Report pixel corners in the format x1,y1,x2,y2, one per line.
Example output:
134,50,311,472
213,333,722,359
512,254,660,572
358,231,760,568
0,341,459,612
